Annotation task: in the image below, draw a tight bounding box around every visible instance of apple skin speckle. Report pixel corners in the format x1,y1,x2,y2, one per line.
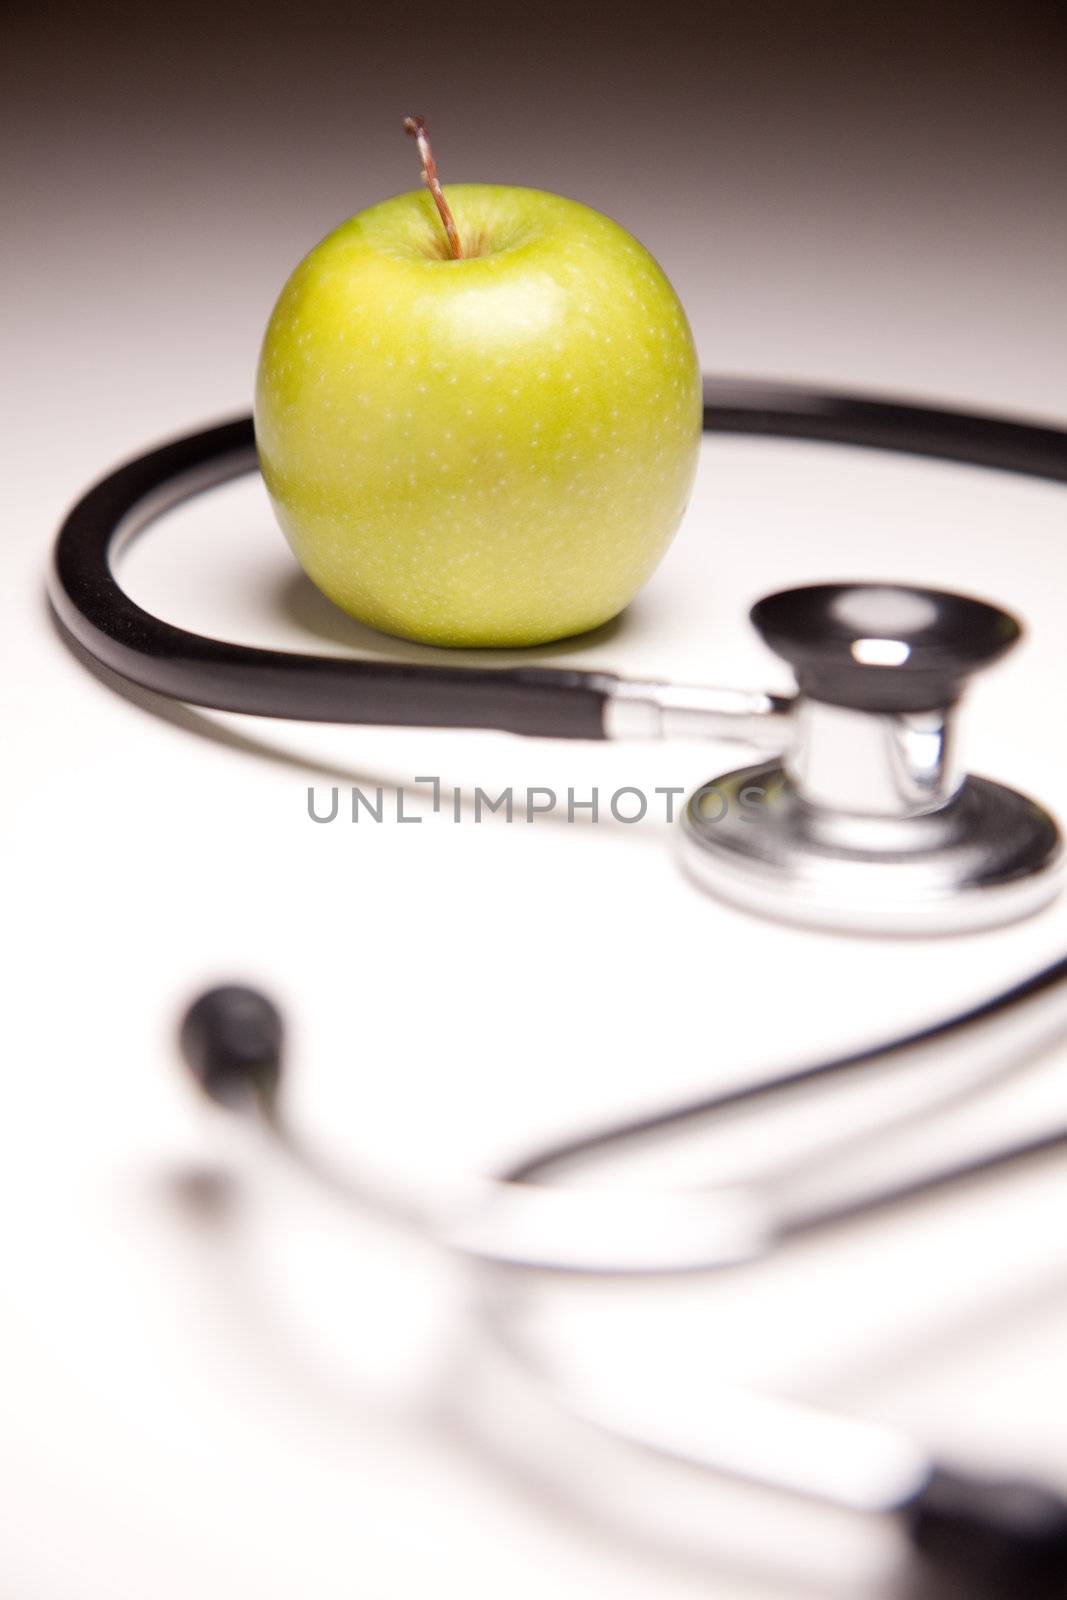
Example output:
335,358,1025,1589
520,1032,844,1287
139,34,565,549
255,183,702,648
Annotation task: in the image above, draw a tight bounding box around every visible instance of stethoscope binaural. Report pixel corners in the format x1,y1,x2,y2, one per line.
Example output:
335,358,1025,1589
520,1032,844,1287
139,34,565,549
177,967,1067,1598
50,377,1067,1594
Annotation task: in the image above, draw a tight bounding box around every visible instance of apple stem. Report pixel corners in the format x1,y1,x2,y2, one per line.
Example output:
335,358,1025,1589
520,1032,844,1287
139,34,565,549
403,115,464,259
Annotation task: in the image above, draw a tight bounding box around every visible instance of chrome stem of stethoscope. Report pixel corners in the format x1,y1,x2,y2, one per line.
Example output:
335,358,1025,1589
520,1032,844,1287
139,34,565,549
605,582,1063,934
604,678,795,748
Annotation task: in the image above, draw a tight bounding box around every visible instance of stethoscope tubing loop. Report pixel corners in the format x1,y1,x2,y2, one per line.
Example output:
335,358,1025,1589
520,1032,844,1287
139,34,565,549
50,377,1067,738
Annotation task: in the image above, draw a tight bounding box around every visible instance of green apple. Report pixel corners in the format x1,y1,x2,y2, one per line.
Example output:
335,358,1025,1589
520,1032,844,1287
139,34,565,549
255,177,702,647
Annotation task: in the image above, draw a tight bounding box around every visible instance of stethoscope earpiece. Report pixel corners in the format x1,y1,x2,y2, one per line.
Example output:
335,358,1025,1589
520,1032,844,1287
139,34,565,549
908,1468,1067,1600
179,984,283,1109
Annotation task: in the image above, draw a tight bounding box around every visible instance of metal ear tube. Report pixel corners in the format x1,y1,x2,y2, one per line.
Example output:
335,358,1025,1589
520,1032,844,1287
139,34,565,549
177,965,1067,1598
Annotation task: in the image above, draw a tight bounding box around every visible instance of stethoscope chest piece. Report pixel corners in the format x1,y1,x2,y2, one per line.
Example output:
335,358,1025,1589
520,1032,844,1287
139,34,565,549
680,583,1064,933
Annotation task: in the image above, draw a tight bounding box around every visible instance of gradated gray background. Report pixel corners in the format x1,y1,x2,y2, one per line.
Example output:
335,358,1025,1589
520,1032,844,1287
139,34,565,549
6,6,1067,1599
7,0,1067,448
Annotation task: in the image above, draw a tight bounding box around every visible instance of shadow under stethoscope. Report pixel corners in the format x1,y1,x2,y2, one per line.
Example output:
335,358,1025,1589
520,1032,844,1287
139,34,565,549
45,586,672,843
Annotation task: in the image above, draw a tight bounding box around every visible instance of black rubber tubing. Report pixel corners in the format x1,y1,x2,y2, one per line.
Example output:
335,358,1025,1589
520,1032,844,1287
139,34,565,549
50,376,1067,736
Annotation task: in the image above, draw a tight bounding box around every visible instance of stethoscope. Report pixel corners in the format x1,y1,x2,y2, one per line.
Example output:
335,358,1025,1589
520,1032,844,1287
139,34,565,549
50,378,1067,1594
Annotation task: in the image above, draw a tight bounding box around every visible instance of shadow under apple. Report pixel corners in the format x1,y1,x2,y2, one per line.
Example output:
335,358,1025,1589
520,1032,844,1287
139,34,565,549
271,564,635,669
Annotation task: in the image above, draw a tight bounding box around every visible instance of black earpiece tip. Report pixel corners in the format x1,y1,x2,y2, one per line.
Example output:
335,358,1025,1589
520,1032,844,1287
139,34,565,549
179,985,283,1107
906,1468,1067,1598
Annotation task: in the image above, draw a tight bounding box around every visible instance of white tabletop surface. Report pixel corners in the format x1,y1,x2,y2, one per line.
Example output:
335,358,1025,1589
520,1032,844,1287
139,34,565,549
7,9,1067,1595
